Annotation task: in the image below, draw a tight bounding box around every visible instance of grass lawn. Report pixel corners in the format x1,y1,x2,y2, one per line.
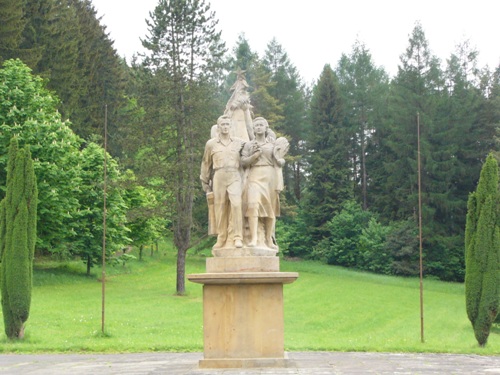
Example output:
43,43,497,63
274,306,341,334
0,242,498,354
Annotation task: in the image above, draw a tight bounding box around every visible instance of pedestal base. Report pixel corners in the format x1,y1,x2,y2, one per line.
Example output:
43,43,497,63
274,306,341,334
187,272,298,369
199,357,292,369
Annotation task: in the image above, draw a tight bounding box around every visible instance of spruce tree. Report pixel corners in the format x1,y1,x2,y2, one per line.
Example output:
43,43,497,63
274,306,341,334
465,153,499,346
1,138,38,339
305,64,351,241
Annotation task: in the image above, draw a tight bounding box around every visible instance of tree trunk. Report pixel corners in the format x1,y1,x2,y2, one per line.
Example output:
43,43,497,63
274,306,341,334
86,255,91,276
176,248,187,295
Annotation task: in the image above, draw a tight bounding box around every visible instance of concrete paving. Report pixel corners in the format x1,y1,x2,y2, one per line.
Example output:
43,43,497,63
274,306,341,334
1,352,499,374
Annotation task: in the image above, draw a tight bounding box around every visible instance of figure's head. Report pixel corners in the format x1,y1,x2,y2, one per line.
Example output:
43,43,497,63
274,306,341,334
253,117,269,136
217,115,231,134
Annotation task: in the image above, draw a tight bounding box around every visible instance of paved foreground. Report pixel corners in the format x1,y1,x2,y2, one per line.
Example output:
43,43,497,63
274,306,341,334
0,352,499,374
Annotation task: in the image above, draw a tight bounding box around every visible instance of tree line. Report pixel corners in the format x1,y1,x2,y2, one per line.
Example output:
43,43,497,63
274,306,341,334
0,0,499,289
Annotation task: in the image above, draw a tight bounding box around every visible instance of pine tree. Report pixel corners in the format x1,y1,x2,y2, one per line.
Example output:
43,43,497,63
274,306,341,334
465,153,499,346
1,138,38,339
142,0,226,294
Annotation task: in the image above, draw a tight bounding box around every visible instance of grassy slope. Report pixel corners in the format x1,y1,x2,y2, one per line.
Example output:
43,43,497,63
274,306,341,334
0,246,498,354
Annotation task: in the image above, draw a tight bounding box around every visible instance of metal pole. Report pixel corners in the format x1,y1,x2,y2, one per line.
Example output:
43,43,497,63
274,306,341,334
102,104,108,334
417,111,424,343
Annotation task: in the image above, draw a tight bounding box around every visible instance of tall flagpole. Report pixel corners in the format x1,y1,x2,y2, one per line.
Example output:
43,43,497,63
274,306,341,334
102,104,108,334
417,111,425,343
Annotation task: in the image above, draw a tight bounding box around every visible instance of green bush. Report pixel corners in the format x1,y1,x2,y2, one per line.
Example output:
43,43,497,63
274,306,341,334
313,200,372,267
385,219,420,276
359,218,392,274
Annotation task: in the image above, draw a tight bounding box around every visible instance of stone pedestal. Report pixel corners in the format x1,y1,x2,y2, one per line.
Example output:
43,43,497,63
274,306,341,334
187,249,298,369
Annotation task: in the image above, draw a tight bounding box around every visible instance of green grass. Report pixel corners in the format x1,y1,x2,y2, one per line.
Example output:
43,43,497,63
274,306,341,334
0,243,498,354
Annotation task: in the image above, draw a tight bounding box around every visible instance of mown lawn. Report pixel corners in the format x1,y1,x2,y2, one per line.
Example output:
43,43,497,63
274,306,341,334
0,244,498,354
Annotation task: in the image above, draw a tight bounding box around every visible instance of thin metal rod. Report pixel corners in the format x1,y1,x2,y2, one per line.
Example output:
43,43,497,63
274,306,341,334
417,111,424,343
102,104,108,334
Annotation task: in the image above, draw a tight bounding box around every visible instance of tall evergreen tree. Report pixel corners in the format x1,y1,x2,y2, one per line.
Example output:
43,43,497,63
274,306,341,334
304,64,351,241
374,23,444,222
142,0,226,294
1,138,38,339
22,0,81,121
336,41,389,210
465,153,499,346
66,0,127,151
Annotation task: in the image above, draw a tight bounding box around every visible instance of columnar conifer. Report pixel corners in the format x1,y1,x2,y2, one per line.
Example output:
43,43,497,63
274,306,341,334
0,138,38,339
465,153,499,346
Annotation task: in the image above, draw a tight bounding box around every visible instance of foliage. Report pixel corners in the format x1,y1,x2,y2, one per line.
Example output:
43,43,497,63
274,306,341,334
385,219,420,276
465,153,499,346
0,59,82,253
358,218,392,274
70,142,130,275
121,171,168,258
1,138,38,339
276,208,313,259
313,200,373,267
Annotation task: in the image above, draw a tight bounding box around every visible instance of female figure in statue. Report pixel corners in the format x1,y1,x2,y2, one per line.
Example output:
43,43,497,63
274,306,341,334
241,117,288,249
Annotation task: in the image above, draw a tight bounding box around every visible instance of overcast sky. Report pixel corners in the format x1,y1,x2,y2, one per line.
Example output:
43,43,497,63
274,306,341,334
91,0,500,84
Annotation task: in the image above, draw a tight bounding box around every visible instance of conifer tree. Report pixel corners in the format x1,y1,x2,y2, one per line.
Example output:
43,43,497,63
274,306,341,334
304,64,351,241
1,138,38,339
142,0,226,294
465,153,499,346
336,41,389,210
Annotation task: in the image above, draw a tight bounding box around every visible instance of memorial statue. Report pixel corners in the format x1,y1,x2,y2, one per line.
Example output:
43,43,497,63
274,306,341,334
241,117,289,249
200,115,245,249
201,70,289,253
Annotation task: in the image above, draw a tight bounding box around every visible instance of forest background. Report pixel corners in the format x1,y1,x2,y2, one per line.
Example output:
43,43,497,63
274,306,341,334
0,0,499,294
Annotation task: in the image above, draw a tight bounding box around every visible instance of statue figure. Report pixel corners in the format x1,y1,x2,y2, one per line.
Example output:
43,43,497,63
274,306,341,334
241,117,289,249
211,68,254,141
200,115,245,249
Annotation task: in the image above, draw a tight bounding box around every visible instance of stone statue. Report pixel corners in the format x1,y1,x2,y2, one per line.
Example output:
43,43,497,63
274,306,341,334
241,117,289,249
200,115,245,249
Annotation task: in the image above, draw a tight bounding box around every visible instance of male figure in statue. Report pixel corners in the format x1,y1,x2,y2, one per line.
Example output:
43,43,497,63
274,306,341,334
200,115,244,249
241,117,286,249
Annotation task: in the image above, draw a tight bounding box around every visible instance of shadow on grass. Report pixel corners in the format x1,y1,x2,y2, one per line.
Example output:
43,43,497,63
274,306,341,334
33,262,93,286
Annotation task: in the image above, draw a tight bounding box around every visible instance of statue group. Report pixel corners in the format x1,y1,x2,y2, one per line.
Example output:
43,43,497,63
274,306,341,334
200,71,289,252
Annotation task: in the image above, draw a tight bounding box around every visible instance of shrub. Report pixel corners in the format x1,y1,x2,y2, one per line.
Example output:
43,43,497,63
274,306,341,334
465,153,499,347
1,138,38,339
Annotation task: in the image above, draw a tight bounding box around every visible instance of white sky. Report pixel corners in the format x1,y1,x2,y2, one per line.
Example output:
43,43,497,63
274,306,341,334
91,0,500,84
